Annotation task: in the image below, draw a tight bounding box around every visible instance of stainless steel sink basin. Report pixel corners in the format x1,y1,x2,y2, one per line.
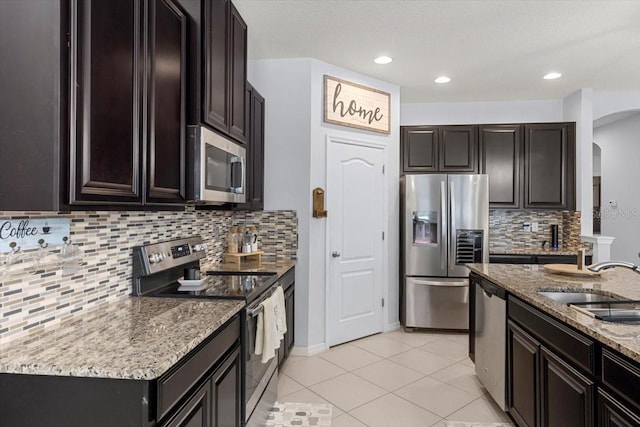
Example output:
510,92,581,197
537,291,620,305
569,300,640,323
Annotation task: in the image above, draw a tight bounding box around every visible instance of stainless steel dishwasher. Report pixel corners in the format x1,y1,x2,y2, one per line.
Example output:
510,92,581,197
474,277,507,411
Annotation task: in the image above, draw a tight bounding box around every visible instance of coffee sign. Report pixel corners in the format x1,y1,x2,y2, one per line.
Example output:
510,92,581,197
324,75,391,134
0,218,71,252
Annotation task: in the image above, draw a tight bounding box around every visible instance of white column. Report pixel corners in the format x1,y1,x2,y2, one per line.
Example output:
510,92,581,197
581,235,615,263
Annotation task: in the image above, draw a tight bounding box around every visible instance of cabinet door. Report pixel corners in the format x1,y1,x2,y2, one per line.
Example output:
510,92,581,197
285,284,295,353
162,380,211,427
507,320,539,427
439,126,478,172
70,0,143,205
203,0,229,133
211,346,241,427
236,84,264,211
479,125,522,208
146,0,186,204
598,389,640,427
540,347,595,427
228,2,247,144
401,126,438,172
524,123,575,209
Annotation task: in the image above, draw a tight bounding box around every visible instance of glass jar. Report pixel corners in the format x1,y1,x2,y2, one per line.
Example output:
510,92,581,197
236,226,246,253
227,226,239,254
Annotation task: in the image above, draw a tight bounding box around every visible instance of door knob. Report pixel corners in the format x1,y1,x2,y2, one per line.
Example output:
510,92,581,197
332,251,341,258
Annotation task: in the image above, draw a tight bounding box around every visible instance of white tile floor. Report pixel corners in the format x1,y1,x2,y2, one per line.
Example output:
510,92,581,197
277,329,513,427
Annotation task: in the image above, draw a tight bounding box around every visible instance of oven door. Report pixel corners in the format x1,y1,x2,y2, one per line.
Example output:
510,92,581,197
245,303,278,424
187,126,245,204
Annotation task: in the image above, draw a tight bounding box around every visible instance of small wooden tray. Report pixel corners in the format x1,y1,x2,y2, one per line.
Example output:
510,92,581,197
543,264,604,277
223,251,263,267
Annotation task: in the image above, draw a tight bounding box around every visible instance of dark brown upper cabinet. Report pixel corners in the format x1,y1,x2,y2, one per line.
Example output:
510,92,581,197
438,125,478,172
245,83,265,210
479,125,523,208
203,0,247,145
69,0,186,207
401,125,477,173
401,126,438,172
69,0,144,205
146,0,187,204
524,123,575,210
0,0,66,210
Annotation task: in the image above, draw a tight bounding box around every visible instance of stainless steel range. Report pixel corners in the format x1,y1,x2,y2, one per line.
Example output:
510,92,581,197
132,236,279,427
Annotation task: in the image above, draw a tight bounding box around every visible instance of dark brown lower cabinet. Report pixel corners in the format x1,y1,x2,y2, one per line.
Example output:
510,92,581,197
163,378,211,427
211,346,241,427
598,389,640,427
540,347,595,427
0,315,241,427
507,320,539,427
505,294,640,427
162,345,241,427
278,268,295,367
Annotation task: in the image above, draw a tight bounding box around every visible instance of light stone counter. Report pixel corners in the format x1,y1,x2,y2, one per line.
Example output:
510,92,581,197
490,249,591,256
467,263,640,363
0,297,244,380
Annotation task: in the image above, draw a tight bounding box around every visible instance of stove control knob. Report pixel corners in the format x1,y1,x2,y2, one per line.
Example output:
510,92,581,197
148,254,156,264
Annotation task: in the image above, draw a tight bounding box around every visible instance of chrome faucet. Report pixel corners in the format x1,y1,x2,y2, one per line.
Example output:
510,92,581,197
588,261,640,274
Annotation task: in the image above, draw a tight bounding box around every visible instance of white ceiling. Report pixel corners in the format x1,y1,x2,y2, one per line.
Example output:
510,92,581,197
234,0,640,104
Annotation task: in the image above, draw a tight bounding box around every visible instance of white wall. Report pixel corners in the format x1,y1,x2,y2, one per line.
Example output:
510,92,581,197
249,58,400,352
308,60,401,348
401,99,563,125
593,113,640,263
593,91,640,121
248,59,313,346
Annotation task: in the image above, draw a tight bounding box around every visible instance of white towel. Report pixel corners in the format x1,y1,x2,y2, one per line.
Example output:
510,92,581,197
273,286,287,338
259,296,278,364
254,309,264,356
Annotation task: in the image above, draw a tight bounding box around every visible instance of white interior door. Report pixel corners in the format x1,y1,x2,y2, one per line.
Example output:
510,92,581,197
327,138,384,347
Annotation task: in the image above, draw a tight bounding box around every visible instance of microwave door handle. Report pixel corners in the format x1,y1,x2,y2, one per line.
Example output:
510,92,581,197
230,156,244,193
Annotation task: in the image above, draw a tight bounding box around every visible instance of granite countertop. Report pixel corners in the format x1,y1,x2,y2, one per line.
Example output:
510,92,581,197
490,248,591,256
467,263,640,363
0,297,244,380
202,258,296,278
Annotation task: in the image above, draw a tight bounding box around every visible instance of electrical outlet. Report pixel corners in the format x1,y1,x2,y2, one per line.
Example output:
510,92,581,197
531,222,539,232
523,222,531,232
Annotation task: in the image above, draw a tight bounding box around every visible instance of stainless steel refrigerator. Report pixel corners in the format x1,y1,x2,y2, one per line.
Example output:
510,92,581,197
401,174,489,330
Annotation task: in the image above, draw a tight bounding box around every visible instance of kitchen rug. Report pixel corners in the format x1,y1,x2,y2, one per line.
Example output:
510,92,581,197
445,422,514,427
266,402,332,427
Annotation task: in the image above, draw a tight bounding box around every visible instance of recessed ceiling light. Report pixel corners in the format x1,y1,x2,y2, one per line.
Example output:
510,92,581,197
435,76,451,84
374,56,393,65
543,72,562,80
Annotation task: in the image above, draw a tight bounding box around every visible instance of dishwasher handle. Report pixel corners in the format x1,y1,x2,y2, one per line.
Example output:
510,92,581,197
477,277,506,300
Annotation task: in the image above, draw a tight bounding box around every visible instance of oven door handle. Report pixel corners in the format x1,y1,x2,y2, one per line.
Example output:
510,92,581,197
246,285,280,317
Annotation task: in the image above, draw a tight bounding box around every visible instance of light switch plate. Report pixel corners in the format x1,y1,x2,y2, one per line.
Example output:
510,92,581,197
531,222,539,232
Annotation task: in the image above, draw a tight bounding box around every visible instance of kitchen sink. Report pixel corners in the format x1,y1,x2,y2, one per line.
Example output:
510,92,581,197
537,291,620,305
570,301,640,323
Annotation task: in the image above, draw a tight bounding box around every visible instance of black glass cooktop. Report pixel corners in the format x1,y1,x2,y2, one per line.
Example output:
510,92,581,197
153,272,278,304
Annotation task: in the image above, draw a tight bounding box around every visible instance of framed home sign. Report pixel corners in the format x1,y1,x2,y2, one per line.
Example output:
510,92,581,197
324,75,391,134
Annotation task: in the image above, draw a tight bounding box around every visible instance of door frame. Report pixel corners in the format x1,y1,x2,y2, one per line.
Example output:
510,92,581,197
324,134,388,347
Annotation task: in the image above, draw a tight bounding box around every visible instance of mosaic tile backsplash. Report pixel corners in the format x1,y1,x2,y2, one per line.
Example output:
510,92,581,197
489,209,590,253
0,207,297,344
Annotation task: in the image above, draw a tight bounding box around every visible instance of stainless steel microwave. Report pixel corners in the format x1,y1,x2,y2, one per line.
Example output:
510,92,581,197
186,126,246,205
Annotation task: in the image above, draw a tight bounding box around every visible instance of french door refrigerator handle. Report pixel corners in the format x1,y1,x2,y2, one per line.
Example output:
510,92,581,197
440,180,447,271
449,180,456,270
